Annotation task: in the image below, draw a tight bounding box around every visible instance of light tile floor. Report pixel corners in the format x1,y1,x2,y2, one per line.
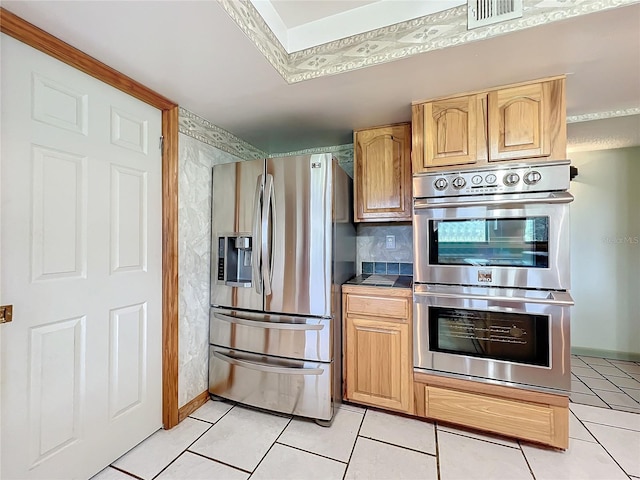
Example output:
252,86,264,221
570,355,640,413
93,355,640,480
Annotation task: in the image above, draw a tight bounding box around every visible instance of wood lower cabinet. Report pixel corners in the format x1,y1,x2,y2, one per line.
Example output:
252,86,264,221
342,286,413,414
414,372,569,449
412,76,566,173
341,287,568,449
354,123,411,222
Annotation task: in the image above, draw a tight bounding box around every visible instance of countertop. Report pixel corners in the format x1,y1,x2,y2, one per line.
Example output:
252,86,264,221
344,274,413,289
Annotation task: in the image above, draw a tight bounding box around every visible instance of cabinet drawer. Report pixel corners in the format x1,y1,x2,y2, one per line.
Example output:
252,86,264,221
346,294,408,319
210,347,333,421
425,386,567,448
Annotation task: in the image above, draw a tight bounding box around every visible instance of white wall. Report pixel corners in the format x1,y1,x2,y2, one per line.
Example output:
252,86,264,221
569,146,640,356
178,133,243,407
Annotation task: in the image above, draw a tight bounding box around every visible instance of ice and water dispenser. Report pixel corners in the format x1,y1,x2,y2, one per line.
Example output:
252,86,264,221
216,235,253,287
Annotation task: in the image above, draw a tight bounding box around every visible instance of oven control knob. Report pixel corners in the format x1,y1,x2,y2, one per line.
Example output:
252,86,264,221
524,170,542,185
434,178,448,190
452,176,466,189
485,174,497,184
471,175,482,185
503,173,520,186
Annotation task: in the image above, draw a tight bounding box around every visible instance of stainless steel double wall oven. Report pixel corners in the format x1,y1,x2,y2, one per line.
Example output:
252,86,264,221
413,161,574,392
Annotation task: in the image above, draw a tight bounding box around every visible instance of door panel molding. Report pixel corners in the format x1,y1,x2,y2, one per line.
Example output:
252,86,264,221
0,7,180,429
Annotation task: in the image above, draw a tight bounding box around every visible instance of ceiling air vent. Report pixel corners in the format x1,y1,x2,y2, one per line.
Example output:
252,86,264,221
467,0,523,29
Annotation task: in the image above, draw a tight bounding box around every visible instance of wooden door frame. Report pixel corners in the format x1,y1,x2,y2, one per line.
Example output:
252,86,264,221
1,8,180,429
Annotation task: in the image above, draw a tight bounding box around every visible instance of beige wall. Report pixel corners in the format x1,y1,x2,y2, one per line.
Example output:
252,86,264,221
569,146,640,355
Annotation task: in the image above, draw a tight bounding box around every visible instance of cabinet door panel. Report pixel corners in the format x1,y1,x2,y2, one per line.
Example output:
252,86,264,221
345,316,410,412
354,124,411,222
424,386,568,449
489,83,550,161
424,95,487,168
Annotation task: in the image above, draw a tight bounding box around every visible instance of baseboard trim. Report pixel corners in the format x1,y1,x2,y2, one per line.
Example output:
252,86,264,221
571,347,640,363
178,390,210,423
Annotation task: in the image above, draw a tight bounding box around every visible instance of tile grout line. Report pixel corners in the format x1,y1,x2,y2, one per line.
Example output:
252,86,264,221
182,403,257,475
150,421,216,480
246,415,294,478
572,409,637,477
436,427,520,449
150,402,238,480
356,434,438,458
570,361,640,412
109,465,144,480
186,450,254,475
579,419,640,434
517,440,537,480
583,426,636,478
434,423,441,480
341,406,368,480
274,441,349,465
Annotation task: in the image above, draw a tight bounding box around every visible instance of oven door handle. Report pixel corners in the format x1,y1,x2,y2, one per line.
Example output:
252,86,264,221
414,289,574,306
413,192,574,209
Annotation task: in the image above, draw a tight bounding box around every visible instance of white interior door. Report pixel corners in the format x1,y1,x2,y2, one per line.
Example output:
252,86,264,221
1,34,163,480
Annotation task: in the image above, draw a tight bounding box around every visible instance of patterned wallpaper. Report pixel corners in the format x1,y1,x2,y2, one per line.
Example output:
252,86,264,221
178,133,244,408
219,0,637,84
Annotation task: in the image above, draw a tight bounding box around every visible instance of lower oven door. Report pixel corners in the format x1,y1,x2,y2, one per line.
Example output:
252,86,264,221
414,284,572,391
209,346,333,420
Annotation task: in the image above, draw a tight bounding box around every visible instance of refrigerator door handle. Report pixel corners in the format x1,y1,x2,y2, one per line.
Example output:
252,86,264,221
262,173,274,296
212,350,324,375
213,312,324,330
252,175,263,295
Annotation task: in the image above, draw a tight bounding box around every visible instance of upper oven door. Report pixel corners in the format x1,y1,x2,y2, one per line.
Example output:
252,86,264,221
413,191,573,290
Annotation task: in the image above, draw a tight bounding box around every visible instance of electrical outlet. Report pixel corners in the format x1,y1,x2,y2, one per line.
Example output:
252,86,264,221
385,235,396,249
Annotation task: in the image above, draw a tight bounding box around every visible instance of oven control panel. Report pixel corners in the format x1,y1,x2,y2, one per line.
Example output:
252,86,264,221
413,161,571,198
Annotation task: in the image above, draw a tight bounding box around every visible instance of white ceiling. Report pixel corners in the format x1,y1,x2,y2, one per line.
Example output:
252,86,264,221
270,0,379,27
257,0,464,52
2,1,639,154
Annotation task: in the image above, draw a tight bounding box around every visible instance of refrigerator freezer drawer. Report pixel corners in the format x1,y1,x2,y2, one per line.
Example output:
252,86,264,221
209,347,333,421
210,308,332,362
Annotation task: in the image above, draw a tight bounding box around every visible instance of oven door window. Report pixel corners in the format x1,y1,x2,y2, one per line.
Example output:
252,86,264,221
429,217,549,268
428,307,549,366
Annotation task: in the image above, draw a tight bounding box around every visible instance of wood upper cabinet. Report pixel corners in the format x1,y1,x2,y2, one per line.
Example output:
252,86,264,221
354,123,411,222
422,94,487,168
342,286,413,414
489,82,557,161
413,76,566,173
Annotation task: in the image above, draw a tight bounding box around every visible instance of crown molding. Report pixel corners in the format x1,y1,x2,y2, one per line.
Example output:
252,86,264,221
567,107,640,123
219,0,639,84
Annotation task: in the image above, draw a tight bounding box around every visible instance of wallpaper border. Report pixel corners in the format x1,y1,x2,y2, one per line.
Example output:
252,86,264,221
219,0,638,84
567,108,640,123
178,107,267,159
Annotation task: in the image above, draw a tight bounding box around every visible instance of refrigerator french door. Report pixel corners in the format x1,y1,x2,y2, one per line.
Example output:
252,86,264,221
209,154,355,422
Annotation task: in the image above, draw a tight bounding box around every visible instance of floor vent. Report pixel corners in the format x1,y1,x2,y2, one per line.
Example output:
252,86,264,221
467,0,523,29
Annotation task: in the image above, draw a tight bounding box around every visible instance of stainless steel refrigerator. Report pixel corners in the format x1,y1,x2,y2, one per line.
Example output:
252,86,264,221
209,153,355,423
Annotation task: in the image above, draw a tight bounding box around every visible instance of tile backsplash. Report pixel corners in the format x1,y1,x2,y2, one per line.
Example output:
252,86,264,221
362,262,413,275
356,223,413,275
